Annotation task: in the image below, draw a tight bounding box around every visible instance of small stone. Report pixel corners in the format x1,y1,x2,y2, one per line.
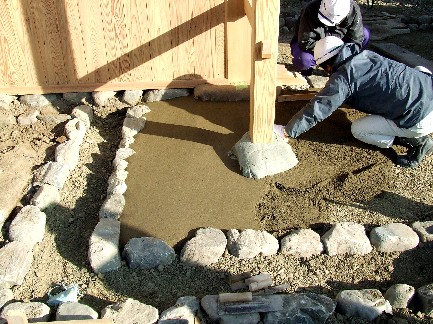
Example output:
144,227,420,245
384,284,415,309
122,90,143,106
336,289,392,321
89,219,121,274
30,184,61,210
98,193,125,219
370,223,419,252
8,205,46,246
101,298,159,324
92,91,117,106
143,89,190,102
56,302,98,321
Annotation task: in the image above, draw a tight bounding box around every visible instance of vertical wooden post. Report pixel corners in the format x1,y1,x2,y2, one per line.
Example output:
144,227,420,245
249,0,280,143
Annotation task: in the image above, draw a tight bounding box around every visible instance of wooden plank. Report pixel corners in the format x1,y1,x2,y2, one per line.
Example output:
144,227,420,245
225,0,252,82
370,42,433,72
277,92,317,102
249,0,280,143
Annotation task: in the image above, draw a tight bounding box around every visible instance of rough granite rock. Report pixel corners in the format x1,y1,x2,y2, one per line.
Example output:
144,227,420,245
101,298,159,324
180,228,227,266
122,237,175,269
227,229,279,259
322,222,372,256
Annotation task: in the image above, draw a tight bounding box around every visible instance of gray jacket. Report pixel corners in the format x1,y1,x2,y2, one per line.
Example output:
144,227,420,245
286,43,433,138
293,0,364,51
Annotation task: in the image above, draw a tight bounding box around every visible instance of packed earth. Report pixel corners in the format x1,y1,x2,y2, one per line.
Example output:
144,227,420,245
1,0,433,323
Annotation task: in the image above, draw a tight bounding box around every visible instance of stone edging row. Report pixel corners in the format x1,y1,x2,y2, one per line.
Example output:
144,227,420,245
0,90,432,323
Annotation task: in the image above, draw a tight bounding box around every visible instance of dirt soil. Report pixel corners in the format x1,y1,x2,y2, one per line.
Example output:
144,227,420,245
1,1,433,323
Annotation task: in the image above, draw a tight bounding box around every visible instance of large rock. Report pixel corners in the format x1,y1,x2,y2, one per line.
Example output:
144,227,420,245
416,283,433,317
227,229,279,259
0,145,37,228
101,298,158,324
230,132,298,179
0,241,34,287
370,223,419,252
336,289,392,321
56,302,98,321
280,228,323,257
8,205,46,246
180,228,227,266
88,219,122,274
263,293,336,324
0,301,50,322
412,221,433,243
143,89,190,102
322,222,372,256
159,296,201,323
122,237,175,269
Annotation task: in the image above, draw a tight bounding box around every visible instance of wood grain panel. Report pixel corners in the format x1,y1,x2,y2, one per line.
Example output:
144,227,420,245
0,0,238,94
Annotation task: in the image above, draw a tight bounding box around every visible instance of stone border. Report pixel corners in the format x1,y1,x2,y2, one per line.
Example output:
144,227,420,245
0,90,432,322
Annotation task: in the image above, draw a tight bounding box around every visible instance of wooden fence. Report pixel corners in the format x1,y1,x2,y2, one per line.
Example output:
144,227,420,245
0,0,252,95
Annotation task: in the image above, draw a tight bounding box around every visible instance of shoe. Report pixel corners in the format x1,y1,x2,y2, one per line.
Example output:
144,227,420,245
395,135,433,168
273,124,289,143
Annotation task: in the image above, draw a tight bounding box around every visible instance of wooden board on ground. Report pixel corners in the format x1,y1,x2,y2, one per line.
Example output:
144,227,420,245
277,89,320,102
276,64,309,88
370,42,433,72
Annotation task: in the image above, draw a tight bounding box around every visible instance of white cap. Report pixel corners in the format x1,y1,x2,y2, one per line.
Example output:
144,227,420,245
318,0,351,26
314,36,344,65
414,66,432,75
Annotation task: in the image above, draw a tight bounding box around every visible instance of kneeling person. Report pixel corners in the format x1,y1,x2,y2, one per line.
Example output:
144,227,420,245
279,36,433,168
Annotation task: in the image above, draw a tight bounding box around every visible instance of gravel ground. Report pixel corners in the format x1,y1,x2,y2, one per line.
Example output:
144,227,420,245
1,1,433,323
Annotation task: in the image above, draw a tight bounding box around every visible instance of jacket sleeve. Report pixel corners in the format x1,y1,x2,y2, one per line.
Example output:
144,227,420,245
297,6,325,51
285,74,351,138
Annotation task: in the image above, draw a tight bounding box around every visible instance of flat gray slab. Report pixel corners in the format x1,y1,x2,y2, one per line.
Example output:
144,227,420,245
370,42,433,72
